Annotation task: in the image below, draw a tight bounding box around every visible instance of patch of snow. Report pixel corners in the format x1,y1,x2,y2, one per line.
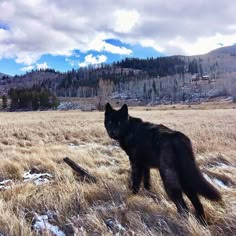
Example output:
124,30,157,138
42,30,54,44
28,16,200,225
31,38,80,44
105,218,126,234
34,178,50,185
0,179,13,186
23,171,53,185
0,171,53,191
0,179,13,190
111,92,130,99
203,174,229,189
213,178,228,189
208,162,235,169
33,214,65,236
57,102,96,111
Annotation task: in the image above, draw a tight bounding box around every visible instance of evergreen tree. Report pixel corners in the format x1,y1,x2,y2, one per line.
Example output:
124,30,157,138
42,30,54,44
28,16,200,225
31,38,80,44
39,90,50,108
32,92,39,110
2,95,7,109
9,89,19,110
51,95,60,109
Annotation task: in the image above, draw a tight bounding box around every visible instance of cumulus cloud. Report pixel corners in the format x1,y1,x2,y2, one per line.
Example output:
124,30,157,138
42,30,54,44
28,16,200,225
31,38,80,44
114,9,139,33
20,62,48,72
0,0,236,65
87,38,132,55
20,65,34,72
79,54,107,67
36,62,48,70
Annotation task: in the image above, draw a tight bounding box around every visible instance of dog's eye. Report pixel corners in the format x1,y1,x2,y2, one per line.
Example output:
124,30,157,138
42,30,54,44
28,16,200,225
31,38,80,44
118,122,121,125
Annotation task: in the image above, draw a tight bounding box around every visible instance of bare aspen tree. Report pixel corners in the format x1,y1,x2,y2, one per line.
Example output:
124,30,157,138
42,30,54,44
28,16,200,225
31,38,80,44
96,79,114,110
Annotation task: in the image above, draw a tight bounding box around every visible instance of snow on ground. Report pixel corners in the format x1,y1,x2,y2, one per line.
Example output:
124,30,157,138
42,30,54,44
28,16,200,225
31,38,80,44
0,179,13,190
57,102,96,111
0,170,53,190
203,173,229,189
23,171,53,185
33,213,65,236
105,218,126,234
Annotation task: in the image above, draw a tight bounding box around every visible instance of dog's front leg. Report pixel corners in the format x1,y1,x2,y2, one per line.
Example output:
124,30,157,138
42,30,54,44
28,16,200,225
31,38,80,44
130,163,143,194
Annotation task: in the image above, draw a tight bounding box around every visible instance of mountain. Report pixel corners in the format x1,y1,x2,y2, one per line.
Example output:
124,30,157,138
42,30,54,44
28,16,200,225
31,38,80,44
1,45,236,103
208,44,236,55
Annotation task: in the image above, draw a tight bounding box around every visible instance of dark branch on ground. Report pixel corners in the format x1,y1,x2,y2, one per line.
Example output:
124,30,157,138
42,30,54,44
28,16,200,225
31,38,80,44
63,157,97,183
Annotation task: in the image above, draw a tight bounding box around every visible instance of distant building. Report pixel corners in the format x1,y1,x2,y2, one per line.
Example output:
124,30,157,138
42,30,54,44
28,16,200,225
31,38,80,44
191,74,201,82
191,74,211,84
202,75,210,80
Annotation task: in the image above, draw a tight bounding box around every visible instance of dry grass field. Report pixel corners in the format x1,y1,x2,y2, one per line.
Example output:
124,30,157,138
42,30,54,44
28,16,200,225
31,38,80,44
0,106,235,235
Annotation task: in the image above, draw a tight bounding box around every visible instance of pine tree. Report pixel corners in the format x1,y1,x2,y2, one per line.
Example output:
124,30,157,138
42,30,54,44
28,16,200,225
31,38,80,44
51,95,60,109
9,89,19,110
2,95,7,109
39,90,50,108
32,92,39,110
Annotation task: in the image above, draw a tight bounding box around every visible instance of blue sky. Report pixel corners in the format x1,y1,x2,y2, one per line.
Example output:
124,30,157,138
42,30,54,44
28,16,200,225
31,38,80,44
0,1,236,76
0,38,163,76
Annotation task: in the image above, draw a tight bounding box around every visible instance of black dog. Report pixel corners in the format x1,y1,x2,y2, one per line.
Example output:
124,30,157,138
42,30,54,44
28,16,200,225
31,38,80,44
104,103,221,224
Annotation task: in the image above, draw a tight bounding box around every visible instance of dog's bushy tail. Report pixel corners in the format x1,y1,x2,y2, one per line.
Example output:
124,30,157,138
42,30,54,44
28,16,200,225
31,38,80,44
172,133,222,201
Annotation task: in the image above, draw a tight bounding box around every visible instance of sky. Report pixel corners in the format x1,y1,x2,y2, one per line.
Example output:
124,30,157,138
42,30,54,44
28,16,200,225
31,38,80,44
0,0,236,76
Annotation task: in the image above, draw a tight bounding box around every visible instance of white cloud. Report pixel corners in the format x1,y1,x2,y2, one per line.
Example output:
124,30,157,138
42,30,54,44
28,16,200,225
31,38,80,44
140,39,165,53
20,65,34,72
167,33,236,55
0,1,15,20
20,61,49,72
79,54,107,67
0,0,236,65
115,9,139,33
65,58,77,67
87,38,132,55
36,62,48,70
15,53,41,66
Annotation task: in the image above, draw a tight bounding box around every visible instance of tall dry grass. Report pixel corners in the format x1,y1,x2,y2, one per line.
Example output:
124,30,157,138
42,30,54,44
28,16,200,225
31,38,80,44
0,108,235,235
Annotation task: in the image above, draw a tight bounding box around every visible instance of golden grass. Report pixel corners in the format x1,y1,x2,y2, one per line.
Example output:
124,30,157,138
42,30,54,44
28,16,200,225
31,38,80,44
0,107,235,235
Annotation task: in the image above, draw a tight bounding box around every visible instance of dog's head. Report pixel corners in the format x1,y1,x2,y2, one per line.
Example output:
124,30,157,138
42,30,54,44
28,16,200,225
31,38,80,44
104,103,129,140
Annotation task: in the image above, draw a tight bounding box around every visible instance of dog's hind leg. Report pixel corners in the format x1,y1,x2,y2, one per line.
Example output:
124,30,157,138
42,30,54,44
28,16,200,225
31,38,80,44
185,191,206,225
159,150,189,214
160,168,189,214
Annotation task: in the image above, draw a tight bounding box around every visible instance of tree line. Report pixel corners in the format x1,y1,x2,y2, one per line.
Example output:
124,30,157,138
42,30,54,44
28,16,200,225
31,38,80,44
5,88,59,111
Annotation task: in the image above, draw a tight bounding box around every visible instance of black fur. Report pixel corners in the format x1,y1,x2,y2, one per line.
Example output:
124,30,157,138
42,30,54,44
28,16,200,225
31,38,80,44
104,103,222,224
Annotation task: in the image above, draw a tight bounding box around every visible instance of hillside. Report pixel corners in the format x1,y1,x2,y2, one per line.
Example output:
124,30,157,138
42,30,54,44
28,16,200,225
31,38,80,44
0,72,11,79
1,45,236,104
208,44,236,55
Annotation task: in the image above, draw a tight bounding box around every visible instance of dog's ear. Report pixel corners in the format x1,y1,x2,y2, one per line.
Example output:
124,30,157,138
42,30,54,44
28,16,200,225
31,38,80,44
105,103,113,113
120,104,128,118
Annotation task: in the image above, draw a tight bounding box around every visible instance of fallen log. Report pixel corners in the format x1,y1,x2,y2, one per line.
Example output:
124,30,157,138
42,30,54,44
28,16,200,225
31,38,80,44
63,157,97,183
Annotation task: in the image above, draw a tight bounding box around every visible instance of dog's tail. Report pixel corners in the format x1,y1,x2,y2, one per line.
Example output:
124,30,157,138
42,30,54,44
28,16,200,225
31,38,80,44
172,133,222,201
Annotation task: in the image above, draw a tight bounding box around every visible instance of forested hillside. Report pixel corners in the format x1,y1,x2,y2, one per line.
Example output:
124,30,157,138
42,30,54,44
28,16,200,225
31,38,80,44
1,46,236,104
